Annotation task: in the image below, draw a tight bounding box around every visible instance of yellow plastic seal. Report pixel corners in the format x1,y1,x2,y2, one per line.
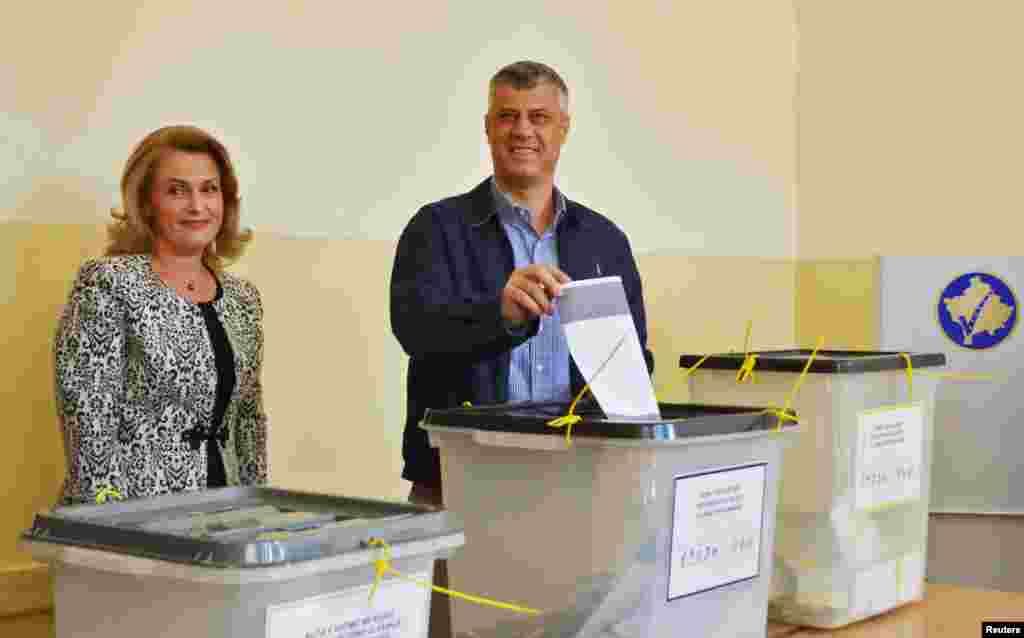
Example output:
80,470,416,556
365,538,540,615
94,486,123,504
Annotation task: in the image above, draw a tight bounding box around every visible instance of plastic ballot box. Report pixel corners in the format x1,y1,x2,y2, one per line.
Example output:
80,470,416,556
422,400,797,638
22,486,464,638
679,350,946,628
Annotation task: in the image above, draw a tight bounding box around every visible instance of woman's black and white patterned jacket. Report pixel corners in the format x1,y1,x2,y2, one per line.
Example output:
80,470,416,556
54,254,268,504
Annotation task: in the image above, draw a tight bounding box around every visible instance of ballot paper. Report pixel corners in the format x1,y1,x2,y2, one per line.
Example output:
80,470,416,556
558,276,660,419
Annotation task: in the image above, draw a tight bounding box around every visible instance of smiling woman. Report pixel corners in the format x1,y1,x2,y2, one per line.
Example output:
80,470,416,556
107,126,249,272
53,125,269,505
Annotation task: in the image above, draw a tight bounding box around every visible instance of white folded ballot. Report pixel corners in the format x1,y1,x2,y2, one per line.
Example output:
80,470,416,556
558,276,661,419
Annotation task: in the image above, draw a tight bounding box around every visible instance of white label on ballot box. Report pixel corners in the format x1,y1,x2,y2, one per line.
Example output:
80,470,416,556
855,403,924,511
668,463,766,600
266,572,429,638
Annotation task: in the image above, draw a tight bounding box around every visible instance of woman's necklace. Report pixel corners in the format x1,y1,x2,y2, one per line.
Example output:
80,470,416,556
173,270,203,292
154,258,204,295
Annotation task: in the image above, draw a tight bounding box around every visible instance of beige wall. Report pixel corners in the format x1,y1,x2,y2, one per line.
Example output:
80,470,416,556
2,1,796,257
796,0,1024,260
643,256,797,402
795,259,879,349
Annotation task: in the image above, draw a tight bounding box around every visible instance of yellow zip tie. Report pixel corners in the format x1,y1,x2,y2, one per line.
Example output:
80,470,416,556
682,353,711,377
95,486,123,504
546,333,627,446
772,336,824,431
736,354,758,384
547,385,589,446
736,319,757,383
764,407,799,431
899,353,913,402
788,337,823,405
365,539,541,615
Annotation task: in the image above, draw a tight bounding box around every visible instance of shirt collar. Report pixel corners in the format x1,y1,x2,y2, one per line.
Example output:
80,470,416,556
490,176,567,231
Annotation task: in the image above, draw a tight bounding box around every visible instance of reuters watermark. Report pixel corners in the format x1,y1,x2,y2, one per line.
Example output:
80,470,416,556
984,622,1024,635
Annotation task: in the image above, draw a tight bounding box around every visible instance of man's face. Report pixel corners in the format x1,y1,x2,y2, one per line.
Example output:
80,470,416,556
485,82,570,189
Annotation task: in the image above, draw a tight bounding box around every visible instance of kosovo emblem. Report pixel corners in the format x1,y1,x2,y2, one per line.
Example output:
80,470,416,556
938,273,1016,349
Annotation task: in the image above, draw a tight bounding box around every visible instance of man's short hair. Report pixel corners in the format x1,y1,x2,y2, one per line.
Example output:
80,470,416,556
489,61,569,112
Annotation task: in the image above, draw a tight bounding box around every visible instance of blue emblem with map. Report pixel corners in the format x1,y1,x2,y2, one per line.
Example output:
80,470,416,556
938,273,1017,349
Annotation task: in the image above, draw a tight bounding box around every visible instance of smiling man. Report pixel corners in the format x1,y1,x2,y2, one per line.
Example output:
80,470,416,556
389,62,653,636
392,59,653,498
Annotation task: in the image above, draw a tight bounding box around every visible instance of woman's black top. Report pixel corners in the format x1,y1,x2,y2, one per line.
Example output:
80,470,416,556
196,278,236,487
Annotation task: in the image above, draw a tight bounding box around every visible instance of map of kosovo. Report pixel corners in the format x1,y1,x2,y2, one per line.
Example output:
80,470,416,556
943,276,1014,345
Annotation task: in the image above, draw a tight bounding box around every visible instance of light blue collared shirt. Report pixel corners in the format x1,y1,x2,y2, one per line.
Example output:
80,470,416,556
492,178,572,403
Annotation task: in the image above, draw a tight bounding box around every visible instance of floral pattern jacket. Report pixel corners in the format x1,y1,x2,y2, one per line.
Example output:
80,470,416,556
54,254,268,504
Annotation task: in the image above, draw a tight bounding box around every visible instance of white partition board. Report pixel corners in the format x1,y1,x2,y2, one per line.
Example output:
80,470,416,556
880,257,1022,514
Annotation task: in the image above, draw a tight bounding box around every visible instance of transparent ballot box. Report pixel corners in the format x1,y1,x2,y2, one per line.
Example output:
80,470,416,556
422,401,796,638
678,350,946,628
22,486,464,638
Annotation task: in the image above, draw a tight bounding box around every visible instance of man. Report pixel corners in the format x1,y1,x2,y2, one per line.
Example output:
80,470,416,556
389,61,653,635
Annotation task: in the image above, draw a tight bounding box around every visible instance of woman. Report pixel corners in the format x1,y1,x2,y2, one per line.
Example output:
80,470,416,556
54,125,268,504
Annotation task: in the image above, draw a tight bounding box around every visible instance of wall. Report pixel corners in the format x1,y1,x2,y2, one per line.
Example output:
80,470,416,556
0,223,103,618
2,1,796,257
795,259,878,348
1,0,799,623
796,0,1024,261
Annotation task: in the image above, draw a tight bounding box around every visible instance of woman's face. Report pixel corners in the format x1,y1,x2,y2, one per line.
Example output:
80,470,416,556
149,150,224,258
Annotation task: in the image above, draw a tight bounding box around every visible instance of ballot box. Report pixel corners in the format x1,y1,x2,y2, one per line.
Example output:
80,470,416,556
22,486,464,638
679,350,946,628
422,400,797,638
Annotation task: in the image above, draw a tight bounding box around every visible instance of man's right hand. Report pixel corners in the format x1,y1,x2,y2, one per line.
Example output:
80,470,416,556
501,264,572,324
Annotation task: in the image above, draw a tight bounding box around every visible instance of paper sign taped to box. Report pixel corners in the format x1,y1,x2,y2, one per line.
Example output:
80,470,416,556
558,276,660,418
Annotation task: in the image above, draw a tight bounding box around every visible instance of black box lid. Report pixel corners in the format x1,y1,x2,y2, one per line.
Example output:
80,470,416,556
679,350,947,374
421,400,794,441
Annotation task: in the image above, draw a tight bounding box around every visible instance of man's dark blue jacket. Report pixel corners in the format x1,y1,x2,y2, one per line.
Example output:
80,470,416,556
390,179,654,487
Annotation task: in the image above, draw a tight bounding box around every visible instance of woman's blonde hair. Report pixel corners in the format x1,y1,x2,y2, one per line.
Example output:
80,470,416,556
106,125,251,270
